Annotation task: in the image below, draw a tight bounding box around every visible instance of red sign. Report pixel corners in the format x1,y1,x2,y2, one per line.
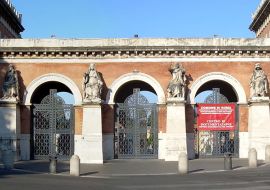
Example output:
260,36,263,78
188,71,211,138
197,104,235,131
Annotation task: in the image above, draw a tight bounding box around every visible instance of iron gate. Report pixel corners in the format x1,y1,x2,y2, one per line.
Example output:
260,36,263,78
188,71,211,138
114,89,158,159
33,89,74,160
195,88,239,158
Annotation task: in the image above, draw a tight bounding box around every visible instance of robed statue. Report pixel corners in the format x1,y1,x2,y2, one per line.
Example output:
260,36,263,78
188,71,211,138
167,63,187,98
250,63,268,98
83,63,103,103
1,64,19,101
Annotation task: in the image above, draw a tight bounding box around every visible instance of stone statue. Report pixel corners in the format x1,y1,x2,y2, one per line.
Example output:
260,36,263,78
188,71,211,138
167,63,187,98
83,63,103,103
1,64,19,101
250,63,268,98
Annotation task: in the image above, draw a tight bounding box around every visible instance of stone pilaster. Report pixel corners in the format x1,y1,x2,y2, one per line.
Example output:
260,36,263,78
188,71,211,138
75,103,103,164
248,97,270,160
165,98,187,161
0,100,20,161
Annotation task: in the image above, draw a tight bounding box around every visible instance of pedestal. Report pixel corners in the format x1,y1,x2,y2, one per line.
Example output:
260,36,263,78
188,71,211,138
165,98,187,161
75,104,103,163
0,101,20,161
248,97,270,160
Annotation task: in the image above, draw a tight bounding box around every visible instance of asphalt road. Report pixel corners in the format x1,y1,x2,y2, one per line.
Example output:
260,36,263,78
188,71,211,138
1,167,270,190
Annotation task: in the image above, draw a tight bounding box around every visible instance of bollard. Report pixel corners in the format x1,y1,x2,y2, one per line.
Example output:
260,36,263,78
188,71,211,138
224,152,232,170
249,148,257,168
49,156,57,174
70,155,80,177
265,145,270,163
178,152,188,174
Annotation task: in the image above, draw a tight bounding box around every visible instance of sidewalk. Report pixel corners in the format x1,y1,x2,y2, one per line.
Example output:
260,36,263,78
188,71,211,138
9,158,266,177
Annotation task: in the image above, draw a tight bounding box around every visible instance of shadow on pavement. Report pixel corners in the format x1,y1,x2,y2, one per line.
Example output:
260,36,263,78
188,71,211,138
0,168,36,179
0,158,268,178
14,160,70,174
189,169,204,173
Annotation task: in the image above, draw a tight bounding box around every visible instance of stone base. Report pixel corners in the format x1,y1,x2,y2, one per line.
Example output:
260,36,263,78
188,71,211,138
165,100,187,161
248,97,270,160
75,135,103,164
165,134,187,161
75,104,103,164
0,102,20,161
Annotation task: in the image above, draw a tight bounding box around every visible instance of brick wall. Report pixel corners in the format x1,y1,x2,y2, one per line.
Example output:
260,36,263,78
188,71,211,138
0,61,263,135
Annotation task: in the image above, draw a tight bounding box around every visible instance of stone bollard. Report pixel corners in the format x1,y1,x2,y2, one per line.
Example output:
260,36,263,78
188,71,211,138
224,153,232,170
178,152,188,174
265,145,270,163
249,148,257,168
70,155,80,176
49,156,57,174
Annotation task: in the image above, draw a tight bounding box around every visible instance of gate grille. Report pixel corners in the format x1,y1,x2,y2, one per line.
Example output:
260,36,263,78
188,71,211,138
195,88,239,158
33,89,74,160
115,89,158,159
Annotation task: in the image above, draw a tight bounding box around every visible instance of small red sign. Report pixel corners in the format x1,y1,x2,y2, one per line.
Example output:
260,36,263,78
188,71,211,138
197,104,235,131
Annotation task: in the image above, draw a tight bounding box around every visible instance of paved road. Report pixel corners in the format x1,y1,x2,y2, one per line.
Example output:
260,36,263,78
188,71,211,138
1,166,270,190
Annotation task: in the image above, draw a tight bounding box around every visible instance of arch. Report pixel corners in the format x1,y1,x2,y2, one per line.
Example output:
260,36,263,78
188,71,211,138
106,72,166,104
23,73,82,105
189,72,247,104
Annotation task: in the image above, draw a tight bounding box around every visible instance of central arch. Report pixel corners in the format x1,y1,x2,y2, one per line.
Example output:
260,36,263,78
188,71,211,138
107,72,165,159
106,72,166,104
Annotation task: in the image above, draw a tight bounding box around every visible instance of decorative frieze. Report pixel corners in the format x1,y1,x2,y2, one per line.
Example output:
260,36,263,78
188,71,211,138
1,49,270,59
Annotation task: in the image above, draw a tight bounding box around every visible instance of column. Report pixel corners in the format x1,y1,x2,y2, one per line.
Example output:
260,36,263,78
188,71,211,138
248,97,270,160
75,104,103,163
165,98,187,161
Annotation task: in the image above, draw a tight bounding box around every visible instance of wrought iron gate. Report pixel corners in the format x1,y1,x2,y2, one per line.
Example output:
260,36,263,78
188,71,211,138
115,89,158,159
33,89,74,160
195,88,239,158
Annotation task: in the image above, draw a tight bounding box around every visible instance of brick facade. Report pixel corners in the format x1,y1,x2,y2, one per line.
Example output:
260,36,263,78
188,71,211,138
0,60,260,136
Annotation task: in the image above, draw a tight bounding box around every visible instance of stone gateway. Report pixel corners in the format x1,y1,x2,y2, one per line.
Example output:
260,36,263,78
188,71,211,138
1,1,270,163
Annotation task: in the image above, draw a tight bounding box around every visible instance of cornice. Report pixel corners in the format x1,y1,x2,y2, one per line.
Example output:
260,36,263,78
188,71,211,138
1,38,270,59
0,47,270,59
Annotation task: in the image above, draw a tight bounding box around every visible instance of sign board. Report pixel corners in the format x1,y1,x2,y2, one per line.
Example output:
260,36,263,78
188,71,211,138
197,104,235,131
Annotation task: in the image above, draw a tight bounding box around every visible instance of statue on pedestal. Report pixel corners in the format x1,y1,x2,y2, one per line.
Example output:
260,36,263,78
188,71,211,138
250,63,268,98
167,63,187,99
1,64,19,101
83,63,103,103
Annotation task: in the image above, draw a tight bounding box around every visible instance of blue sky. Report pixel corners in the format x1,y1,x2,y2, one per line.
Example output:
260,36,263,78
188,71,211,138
13,0,261,39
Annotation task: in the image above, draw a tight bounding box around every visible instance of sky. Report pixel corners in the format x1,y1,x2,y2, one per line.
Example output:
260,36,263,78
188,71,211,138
13,0,261,39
